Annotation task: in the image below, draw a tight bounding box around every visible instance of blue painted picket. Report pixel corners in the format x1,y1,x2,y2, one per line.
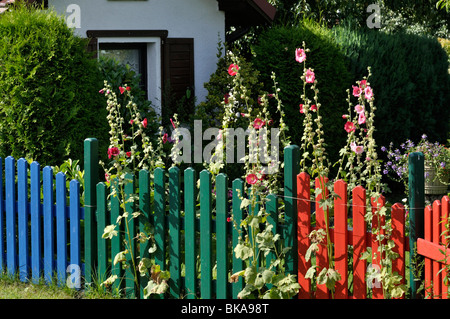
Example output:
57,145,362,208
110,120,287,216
0,156,83,286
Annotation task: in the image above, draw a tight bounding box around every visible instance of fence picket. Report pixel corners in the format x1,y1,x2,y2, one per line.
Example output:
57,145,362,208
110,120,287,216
110,178,122,292
334,180,348,299
391,203,405,299
200,170,212,299
30,161,41,284
56,172,67,286
441,196,449,299
184,168,197,299
432,200,442,298
0,158,3,273
18,158,29,282
139,169,151,299
5,156,16,277
124,173,136,298
232,178,244,298
424,205,432,298
43,166,54,283
297,172,311,299
352,186,367,299
371,195,386,299
169,166,181,298
69,179,81,288
154,167,166,273
96,182,108,282
266,194,278,269
216,173,229,299
315,176,330,299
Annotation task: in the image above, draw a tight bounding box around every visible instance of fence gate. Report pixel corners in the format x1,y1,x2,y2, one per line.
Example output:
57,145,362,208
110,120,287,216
417,196,450,299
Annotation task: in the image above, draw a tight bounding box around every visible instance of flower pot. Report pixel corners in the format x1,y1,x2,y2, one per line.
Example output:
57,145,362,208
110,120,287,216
424,164,449,195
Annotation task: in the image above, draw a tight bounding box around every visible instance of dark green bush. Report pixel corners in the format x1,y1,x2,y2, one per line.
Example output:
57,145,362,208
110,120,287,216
333,24,450,149
98,56,159,134
0,4,108,166
251,20,353,168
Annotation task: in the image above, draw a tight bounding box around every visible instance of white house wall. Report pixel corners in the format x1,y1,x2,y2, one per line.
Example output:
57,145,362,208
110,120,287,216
48,0,225,112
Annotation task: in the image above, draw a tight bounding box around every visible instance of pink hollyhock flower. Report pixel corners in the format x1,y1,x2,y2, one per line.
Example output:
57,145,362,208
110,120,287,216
344,121,355,133
352,85,362,97
350,142,364,154
142,118,148,128
354,104,364,114
295,48,306,63
108,147,120,159
105,173,109,182
342,114,348,119
299,104,304,113
99,89,104,94
310,104,317,112
364,86,373,100
359,80,367,89
130,119,134,125
246,173,258,185
305,69,315,83
227,217,232,222
163,133,168,144
358,112,366,125
119,86,125,94
253,118,265,129
228,64,239,76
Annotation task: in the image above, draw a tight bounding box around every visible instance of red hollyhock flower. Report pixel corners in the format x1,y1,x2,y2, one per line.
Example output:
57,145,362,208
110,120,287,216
119,86,125,94
246,173,258,185
228,64,239,76
142,118,148,128
108,147,120,159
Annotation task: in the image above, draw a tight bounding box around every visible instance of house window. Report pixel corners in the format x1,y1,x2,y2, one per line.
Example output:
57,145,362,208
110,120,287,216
99,43,148,93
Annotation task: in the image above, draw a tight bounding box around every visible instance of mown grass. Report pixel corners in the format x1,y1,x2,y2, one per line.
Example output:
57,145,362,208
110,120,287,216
0,272,121,299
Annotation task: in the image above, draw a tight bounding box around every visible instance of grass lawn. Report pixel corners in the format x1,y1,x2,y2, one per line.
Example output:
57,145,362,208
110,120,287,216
0,273,121,299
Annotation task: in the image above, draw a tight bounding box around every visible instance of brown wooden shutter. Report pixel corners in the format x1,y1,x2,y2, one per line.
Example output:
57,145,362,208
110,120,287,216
163,38,194,98
162,38,194,122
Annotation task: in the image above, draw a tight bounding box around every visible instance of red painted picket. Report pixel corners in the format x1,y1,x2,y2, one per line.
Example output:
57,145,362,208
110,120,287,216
417,196,450,299
296,173,408,299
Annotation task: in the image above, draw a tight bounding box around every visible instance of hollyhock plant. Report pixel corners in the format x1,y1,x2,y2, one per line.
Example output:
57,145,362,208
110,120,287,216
228,63,239,76
352,85,362,97
253,118,265,129
246,173,258,185
364,86,374,100
355,104,364,114
295,48,306,63
344,121,356,133
358,112,366,125
305,69,315,83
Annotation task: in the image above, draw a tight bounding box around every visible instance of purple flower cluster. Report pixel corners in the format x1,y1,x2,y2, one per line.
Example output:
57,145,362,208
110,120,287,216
381,134,449,183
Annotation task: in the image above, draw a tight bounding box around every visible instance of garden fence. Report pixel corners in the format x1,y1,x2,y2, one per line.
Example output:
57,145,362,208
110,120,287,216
0,138,448,299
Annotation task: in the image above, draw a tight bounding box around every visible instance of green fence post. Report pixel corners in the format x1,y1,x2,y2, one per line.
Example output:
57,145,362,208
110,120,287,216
284,145,300,276
169,166,181,298
408,151,425,299
84,138,98,285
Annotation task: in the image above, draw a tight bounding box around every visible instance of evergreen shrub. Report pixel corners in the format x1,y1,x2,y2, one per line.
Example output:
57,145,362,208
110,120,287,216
0,4,108,166
333,24,450,149
251,20,353,168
